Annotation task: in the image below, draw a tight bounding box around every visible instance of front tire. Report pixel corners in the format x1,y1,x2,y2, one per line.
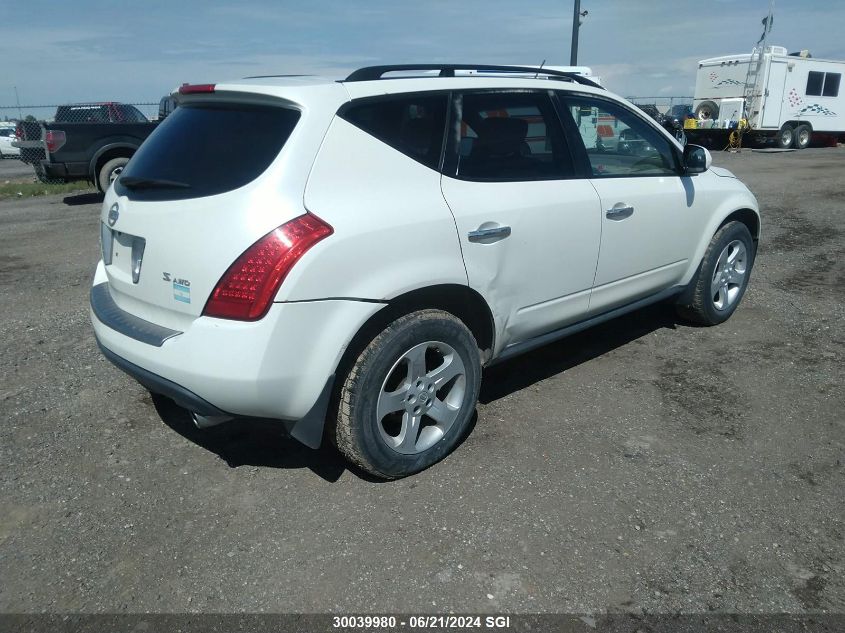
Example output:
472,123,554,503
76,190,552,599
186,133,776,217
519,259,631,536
98,157,129,192
332,309,481,479
676,221,755,326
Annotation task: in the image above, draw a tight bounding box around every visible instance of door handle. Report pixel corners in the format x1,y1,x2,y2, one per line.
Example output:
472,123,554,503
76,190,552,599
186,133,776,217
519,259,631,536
606,204,634,221
468,225,512,242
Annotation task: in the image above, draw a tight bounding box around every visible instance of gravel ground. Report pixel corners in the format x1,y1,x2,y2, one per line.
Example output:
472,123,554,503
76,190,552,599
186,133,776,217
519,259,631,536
0,157,36,182
0,149,842,615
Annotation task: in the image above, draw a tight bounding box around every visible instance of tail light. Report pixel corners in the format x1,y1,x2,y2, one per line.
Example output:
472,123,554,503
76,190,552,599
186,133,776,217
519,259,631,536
45,130,66,153
203,213,333,321
15,122,23,140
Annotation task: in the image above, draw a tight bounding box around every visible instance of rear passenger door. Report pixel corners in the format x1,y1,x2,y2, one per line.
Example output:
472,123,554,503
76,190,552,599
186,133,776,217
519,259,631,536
440,90,602,351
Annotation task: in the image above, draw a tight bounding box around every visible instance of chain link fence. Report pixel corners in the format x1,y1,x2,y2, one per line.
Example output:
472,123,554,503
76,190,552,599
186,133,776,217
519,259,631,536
625,96,695,115
5,99,698,123
0,102,159,124
3,98,694,126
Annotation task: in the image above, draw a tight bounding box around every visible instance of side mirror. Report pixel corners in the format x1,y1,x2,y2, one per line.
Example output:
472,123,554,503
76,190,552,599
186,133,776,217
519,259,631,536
683,144,711,174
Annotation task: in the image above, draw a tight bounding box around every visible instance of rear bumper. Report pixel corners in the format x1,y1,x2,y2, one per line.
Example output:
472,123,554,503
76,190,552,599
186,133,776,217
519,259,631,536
90,263,385,446
96,339,227,416
41,160,89,180
95,338,336,446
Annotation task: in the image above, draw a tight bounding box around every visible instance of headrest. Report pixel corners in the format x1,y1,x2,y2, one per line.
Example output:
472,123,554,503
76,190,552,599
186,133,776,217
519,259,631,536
401,117,434,156
473,117,528,156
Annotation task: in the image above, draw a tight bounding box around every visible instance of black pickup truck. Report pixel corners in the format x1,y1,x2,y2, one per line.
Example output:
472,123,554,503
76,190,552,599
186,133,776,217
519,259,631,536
15,103,160,191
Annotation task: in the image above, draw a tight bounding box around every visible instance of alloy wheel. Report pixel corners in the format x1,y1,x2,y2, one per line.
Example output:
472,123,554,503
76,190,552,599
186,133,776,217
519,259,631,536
376,341,467,455
711,240,747,311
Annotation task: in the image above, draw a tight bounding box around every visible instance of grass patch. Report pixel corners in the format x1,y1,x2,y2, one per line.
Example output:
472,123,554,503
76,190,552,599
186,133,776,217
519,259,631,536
0,181,95,200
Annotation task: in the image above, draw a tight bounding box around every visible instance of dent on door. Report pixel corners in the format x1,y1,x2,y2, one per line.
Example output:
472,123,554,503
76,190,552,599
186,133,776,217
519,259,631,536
442,177,603,351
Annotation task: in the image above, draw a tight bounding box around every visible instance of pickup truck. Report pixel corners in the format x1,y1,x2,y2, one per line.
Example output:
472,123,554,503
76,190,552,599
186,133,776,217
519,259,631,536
14,102,159,191
12,119,45,168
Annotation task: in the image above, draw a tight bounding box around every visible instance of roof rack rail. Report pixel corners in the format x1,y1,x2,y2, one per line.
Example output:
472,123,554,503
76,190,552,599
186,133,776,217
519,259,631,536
343,64,604,89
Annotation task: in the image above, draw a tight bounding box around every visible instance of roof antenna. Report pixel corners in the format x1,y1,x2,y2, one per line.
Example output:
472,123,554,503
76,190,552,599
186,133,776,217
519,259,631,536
534,60,546,79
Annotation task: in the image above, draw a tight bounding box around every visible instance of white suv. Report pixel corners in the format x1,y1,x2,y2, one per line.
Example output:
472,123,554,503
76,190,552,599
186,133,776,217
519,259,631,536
91,65,760,478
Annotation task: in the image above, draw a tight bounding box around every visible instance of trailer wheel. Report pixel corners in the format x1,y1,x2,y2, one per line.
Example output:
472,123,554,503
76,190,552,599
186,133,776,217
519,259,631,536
695,101,719,121
794,124,811,150
776,124,795,149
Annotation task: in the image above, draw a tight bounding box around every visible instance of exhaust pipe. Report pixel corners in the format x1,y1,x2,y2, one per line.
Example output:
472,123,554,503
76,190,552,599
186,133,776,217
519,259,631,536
191,412,235,429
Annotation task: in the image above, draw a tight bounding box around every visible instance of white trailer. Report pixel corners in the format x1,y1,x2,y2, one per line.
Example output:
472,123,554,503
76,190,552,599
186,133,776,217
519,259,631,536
692,45,845,148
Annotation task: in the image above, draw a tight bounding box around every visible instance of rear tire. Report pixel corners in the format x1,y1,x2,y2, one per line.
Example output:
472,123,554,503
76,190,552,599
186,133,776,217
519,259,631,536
98,157,129,192
676,221,755,326
776,124,795,149
794,124,811,150
332,309,481,479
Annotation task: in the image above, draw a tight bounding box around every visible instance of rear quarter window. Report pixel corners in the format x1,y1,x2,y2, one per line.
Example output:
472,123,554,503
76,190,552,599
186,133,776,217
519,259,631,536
116,105,149,123
339,94,448,170
114,102,300,201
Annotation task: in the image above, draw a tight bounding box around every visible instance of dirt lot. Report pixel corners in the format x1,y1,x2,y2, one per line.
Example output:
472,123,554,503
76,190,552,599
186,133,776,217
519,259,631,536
0,149,842,615
0,157,38,182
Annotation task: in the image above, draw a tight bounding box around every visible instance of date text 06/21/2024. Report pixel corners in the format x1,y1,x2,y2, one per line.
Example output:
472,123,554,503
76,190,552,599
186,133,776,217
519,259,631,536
331,615,512,629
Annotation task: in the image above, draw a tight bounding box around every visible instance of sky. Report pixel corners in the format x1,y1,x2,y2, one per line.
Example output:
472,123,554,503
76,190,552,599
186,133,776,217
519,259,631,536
1,0,844,117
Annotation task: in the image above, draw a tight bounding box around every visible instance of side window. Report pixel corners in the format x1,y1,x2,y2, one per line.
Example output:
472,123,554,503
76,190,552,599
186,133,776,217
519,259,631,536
447,90,573,181
118,105,148,123
341,94,448,170
822,73,841,98
561,96,679,178
806,71,824,96
806,71,840,98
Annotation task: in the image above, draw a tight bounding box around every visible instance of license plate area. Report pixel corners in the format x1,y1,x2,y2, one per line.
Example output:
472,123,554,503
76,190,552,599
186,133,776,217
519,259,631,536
104,224,145,284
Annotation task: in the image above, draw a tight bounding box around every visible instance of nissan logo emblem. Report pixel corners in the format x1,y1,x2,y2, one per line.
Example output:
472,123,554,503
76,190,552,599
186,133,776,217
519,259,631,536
107,203,119,227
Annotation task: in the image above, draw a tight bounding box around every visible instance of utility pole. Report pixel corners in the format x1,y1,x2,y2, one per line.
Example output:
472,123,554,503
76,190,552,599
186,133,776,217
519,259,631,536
570,1,588,66
14,86,22,120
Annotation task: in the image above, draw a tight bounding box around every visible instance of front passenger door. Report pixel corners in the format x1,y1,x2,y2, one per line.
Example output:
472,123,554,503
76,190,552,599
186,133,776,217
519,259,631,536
560,95,703,314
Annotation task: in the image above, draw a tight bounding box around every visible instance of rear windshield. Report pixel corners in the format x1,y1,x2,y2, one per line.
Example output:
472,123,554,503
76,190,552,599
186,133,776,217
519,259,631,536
58,106,106,122
114,102,300,201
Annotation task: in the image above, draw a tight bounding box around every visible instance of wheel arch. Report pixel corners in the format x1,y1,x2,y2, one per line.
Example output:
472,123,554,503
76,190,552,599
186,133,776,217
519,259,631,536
719,207,760,244
784,120,813,132
388,285,495,362
89,142,138,181
341,284,495,370
682,199,761,291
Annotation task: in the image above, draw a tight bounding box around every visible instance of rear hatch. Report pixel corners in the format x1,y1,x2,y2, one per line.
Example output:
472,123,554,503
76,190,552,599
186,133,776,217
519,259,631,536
100,92,305,329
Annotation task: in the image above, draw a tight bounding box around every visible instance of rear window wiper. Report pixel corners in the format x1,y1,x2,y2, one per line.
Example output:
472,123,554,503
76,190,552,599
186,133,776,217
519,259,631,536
120,176,191,189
